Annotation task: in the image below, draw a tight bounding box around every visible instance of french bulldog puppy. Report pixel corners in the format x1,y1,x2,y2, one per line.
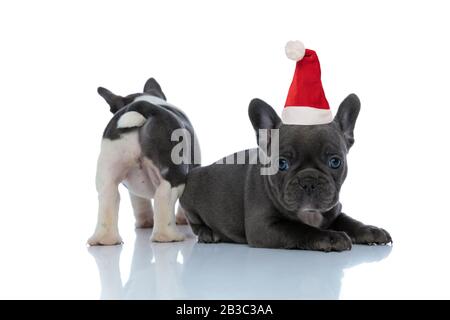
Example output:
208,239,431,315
180,94,391,251
88,78,200,245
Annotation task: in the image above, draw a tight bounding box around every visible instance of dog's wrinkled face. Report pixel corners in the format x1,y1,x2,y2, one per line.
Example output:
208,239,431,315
248,94,360,218
269,124,347,214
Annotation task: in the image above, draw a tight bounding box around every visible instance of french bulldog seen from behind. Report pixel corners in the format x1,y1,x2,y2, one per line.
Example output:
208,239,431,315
88,78,200,246
180,95,392,251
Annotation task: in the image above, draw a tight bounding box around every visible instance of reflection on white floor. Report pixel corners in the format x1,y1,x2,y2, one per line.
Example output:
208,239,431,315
88,226,392,299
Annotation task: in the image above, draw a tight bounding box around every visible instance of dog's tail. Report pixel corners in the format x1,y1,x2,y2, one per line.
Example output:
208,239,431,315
114,100,175,129
116,109,147,129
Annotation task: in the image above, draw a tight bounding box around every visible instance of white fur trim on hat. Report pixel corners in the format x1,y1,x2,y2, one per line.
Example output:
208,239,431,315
281,106,333,125
285,40,306,61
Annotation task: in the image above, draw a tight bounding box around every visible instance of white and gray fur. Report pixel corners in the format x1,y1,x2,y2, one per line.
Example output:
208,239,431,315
88,78,200,245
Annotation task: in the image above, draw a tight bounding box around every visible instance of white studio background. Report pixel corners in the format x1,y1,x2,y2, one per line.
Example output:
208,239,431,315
0,0,449,299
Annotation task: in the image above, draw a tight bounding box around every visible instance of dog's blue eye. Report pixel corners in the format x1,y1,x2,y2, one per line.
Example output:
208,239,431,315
328,156,342,169
278,158,289,171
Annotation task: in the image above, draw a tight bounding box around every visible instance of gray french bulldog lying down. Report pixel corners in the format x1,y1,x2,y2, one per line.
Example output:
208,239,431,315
180,95,392,251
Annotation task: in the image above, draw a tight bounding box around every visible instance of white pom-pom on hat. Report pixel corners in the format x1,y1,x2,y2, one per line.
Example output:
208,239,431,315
285,40,306,61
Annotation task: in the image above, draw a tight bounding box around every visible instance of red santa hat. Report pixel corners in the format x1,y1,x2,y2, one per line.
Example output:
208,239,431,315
282,40,333,125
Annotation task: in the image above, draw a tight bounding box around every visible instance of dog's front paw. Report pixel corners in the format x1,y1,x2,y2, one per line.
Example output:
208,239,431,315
151,227,185,242
352,225,392,245
313,231,352,252
88,231,123,246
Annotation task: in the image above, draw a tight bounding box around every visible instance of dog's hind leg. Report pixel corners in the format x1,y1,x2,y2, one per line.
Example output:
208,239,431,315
191,224,221,243
88,134,140,246
129,192,154,228
88,177,123,246
183,209,221,243
151,179,185,242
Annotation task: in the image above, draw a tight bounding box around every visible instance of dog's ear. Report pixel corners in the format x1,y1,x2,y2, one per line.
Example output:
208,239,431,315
249,98,282,149
334,93,361,149
249,98,281,131
143,77,166,100
97,87,126,114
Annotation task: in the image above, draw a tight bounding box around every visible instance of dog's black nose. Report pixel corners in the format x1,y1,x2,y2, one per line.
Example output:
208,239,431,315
300,178,317,196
